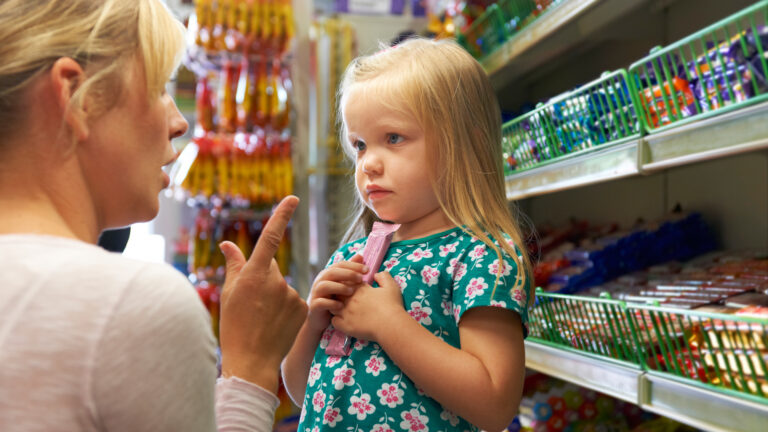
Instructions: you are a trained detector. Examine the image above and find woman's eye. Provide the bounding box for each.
[386,133,404,145]
[353,140,366,151]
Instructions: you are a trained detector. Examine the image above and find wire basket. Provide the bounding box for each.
[628,1,768,132]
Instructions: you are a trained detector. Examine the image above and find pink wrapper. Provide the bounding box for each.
[325,222,400,356]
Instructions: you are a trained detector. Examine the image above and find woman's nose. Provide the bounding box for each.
[167,97,189,140]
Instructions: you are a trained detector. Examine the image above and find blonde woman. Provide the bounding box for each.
[0,1,305,430]
[282,38,533,432]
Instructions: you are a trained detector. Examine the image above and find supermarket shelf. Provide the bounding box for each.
[526,341,768,431]
[505,101,768,201]
[483,0,645,90]
[640,372,768,432]
[525,340,642,404]
[640,101,768,172]
[505,140,640,200]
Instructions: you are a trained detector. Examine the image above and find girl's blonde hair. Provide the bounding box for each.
[0,0,185,144]
[338,37,533,305]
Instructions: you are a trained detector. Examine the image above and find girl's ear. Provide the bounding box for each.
[50,57,89,141]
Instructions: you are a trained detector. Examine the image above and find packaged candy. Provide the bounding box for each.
[326,222,401,356]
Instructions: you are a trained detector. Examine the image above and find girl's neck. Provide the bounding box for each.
[391,208,454,242]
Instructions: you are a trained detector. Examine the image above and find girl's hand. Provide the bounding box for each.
[331,271,406,342]
[307,254,368,333]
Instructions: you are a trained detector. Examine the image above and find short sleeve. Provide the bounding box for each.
[450,239,531,335]
[324,239,367,269]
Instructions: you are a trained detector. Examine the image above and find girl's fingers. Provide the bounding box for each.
[316,267,365,285]
[310,297,344,313]
[313,281,355,298]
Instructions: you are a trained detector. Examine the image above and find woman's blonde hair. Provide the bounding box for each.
[0,0,185,143]
[338,37,532,304]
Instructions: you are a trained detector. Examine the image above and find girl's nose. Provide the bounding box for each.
[361,151,383,175]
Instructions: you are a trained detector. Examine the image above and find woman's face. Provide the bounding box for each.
[77,57,188,229]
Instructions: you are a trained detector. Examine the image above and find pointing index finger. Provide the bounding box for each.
[249,195,299,267]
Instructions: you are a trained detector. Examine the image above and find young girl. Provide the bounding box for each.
[282,37,533,432]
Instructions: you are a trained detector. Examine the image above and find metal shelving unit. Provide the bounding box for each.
[506,100,768,200]
[495,1,768,430]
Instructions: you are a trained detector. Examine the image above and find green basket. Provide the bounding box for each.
[529,291,642,366]
[457,4,509,59]
[502,69,642,174]
[530,290,768,403]
[497,0,537,36]
[628,1,768,132]
[626,303,768,404]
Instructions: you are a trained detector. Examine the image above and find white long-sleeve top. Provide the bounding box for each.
[0,234,278,431]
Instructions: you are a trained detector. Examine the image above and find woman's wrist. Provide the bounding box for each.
[220,355,281,395]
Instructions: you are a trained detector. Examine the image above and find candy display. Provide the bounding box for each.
[511,373,696,432]
[630,3,768,130]
[502,71,640,174]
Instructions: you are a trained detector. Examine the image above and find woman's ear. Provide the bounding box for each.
[50,57,89,141]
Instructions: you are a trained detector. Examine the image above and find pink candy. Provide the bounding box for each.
[325,222,400,356]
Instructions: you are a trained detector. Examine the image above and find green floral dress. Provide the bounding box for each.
[298,227,531,432]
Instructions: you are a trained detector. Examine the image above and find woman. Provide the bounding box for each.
[0,1,306,430]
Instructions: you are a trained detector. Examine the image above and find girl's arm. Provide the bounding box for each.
[281,256,368,405]
[332,272,525,432]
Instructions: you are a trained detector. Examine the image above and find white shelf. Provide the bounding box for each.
[525,340,768,431]
[505,101,768,201]
[483,0,646,90]
[525,340,642,404]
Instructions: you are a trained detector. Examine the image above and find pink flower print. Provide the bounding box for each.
[307,363,321,386]
[468,244,487,260]
[447,258,467,281]
[366,355,387,376]
[353,339,369,351]
[326,355,342,368]
[311,427,319,432]
[319,327,333,349]
[312,389,326,412]
[420,265,439,286]
[441,299,452,316]
[490,300,507,308]
[347,393,376,420]
[488,259,512,277]
[377,383,405,408]
[393,275,407,292]
[439,409,460,427]
[452,305,461,323]
[407,248,433,262]
[466,277,488,299]
[299,403,307,423]
[383,256,399,271]
[512,288,526,304]
[400,408,429,431]
[332,364,356,390]
[438,241,458,257]
[371,424,395,432]
[322,406,342,427]
[408,302,433,325]
[349,242,365,254]
[332,252,344,264]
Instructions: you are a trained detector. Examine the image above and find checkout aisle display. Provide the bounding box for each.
[178,0,296,422]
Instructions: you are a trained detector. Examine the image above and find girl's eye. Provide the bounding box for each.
[353,140,366,151]
[386,133,404,145]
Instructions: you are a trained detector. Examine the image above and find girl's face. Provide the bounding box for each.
[77,57,188,229]
[343,85,451,239]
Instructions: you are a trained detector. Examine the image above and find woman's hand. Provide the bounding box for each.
[306,254,368,334]
[218,196,307,394]
[331,271,406,342]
